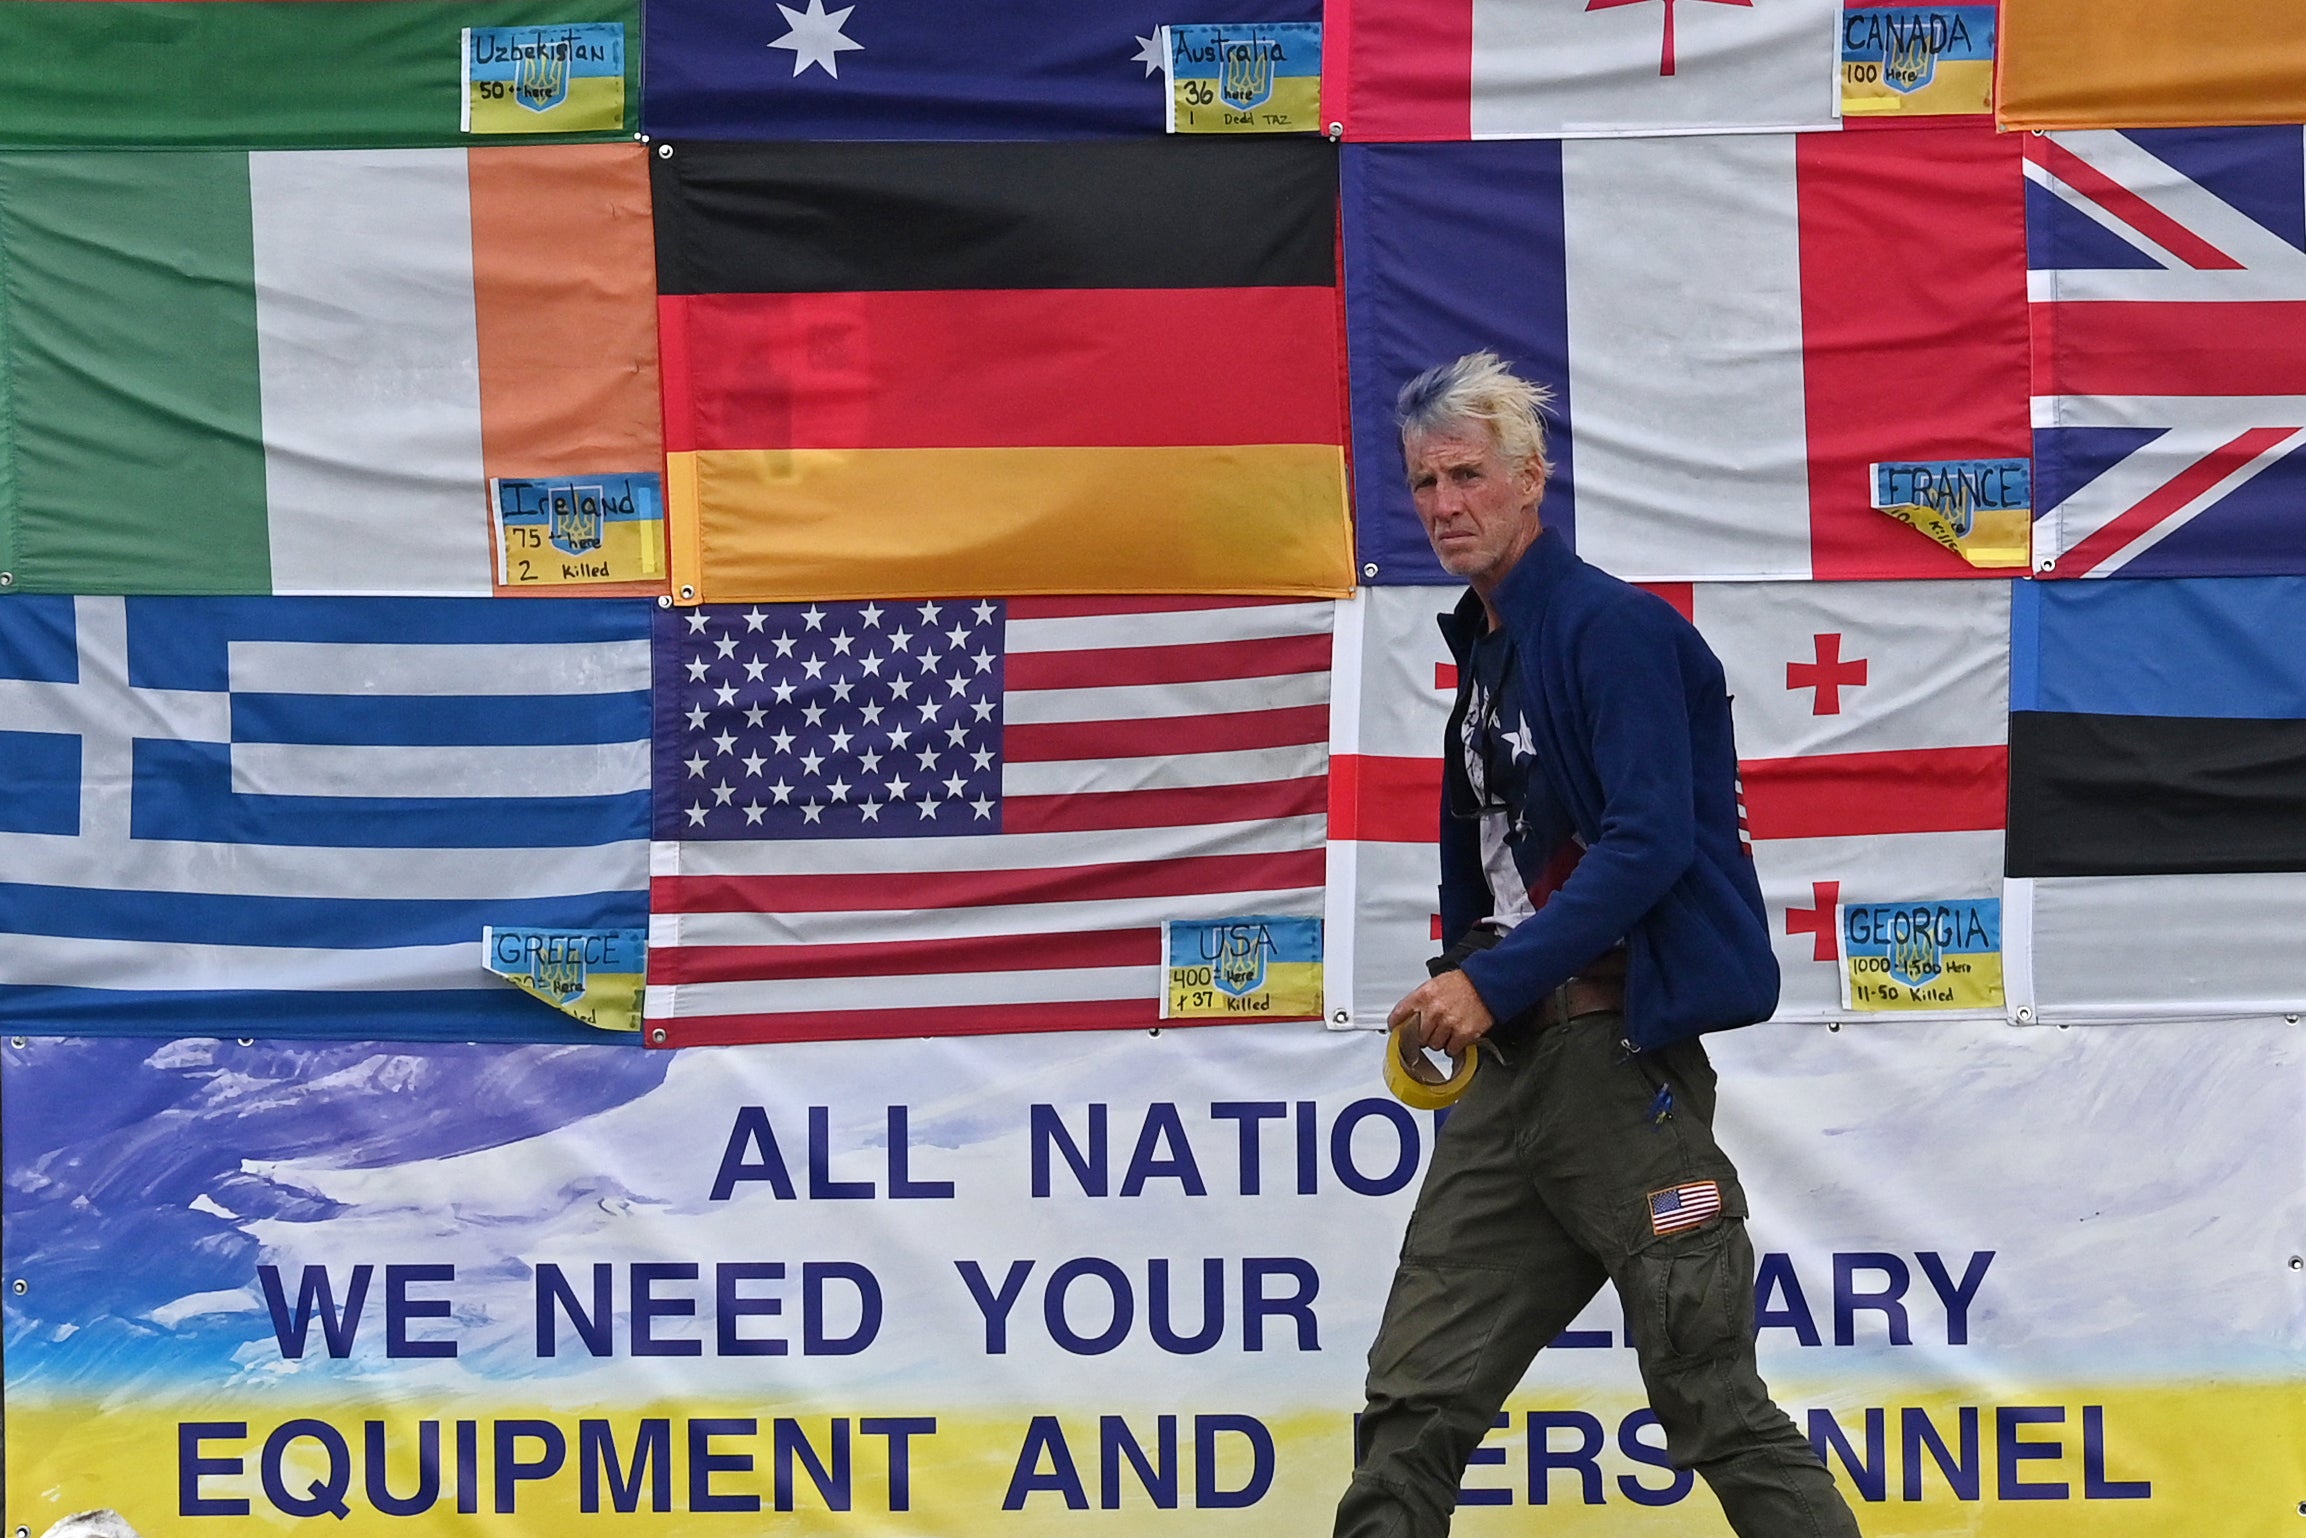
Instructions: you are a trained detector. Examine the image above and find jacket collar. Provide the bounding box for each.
[1437,524,1576,650]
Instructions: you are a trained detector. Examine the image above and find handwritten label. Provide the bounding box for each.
[1839,898,2003,1013]
[1841,6,1995,117]
[462,24,626,135]
[495,472,664,586]
[1164,23,1322,134]
[1871,458,2031,569]
[1163,916,1322,1018]
[485,926,646,1031]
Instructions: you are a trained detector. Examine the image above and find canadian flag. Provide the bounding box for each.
[1326,580,2010,1026]
[1326,0,1841,141]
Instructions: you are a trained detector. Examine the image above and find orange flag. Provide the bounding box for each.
[2000,0,2306,130]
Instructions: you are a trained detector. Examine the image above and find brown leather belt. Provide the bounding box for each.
[1541,972,1626,1029]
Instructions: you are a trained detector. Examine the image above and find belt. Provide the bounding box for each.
[1540,972,1625,1029]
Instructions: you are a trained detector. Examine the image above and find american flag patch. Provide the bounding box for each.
[1648,1180,1723,1236]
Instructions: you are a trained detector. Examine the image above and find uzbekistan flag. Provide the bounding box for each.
[2009,577,2306,1022]
[652,138,1353,603]
[2000,0,2306,132]
[1343,122,2031,584]
[0,0,637,148]
[1326,580,2009,1026]
[0,146,663,596]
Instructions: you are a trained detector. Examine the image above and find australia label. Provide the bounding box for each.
[1164,23,1321,134]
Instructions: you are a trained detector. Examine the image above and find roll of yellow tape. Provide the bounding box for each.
[1384,1013,1477,1110]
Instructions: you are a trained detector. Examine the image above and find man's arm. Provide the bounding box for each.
[1456,599,1699,1023]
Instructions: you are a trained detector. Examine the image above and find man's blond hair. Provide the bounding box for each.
[1396,350,1555,476]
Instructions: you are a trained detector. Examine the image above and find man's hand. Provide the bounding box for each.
[1388,970,1496,1056]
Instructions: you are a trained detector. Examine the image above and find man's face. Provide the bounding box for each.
[1405,426,1544,587]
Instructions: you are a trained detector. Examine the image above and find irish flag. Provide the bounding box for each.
[0,145,663,596]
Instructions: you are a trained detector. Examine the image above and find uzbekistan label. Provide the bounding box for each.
[1164,23,1321,134]
[462,23,626,134]
[1163,916,1322,1018]
[484,926,646,1031]
[1840,6,1995,117]
[1838,898,2003,1013]
[1870,458,2030,569]
[494,472,664,585]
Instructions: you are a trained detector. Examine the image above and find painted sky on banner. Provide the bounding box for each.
[6,1022,2300,1530]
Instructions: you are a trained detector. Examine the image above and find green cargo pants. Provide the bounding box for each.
[1334,1010,1862,1538]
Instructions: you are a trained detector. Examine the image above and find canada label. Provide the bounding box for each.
[1163,916,1323,1018]
[1840,6,1995,117]
[1164,23,1322,134]
[494,473,664,586]
[462,23,627,135]
[1838,898,2004,1013]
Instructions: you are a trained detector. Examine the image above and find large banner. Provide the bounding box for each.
[7,1021,2302,1534]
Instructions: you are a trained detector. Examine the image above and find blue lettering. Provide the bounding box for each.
[709,1106,797,1201]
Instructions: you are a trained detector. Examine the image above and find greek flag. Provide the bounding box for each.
[0,597,651,1039]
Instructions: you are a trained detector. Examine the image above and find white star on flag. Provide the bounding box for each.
[1132,31,1165,78]
[769,0,863,78]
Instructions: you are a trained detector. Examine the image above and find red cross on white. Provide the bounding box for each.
[1784,879,1840,963]
[1785,632,1868,716]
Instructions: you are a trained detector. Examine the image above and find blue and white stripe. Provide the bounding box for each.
[0,596,651,1039]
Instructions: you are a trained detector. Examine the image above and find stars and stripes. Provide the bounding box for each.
[1648,1179,1723,1235]
[647,596,1333,1044]
[2026,126,2306,577]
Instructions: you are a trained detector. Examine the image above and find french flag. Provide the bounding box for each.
[1343,121,2032,585]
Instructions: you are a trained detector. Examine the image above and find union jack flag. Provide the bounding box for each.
[2026,127,2306,578]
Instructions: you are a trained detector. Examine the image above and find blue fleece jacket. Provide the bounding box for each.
[1440,527,1779,1049]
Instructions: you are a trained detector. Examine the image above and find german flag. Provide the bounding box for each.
[652,139,1353,602]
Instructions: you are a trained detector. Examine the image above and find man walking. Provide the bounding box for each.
[1334,352,1862,1538]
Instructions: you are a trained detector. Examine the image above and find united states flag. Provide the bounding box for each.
[2026,126,2306,577]
[0,596,652,1039]
[646,597,1333,1043]
[1648,1180,1722,1236]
